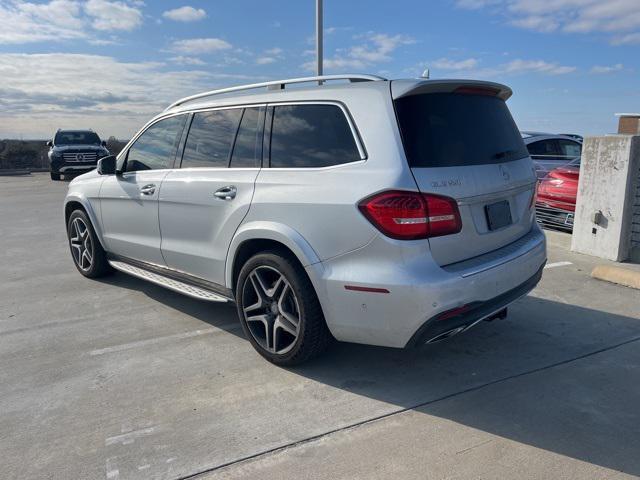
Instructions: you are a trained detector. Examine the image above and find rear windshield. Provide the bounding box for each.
[394,93,528,168]
[54,131,101,146]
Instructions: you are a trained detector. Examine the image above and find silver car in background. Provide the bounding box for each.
[63,74,547,365]
[522,131,582,179]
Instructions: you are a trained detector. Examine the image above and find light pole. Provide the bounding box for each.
[316,0,323,80]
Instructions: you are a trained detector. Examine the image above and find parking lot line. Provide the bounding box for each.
[544,261,573,269]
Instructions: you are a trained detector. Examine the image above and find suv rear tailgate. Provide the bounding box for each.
[392,80,537,266]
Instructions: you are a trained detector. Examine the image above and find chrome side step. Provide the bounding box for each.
[109,260,228,303]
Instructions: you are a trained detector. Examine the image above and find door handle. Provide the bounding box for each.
[213,186,237,200]
[140,184,156,195]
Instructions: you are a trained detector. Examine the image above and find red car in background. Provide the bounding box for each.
[535,159,580,232]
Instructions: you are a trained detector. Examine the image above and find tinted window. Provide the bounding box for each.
[394,93,528,168]
[270,104,360,168]
[230,107,261,168]
[55,131,101,145]
[558,139,582,158]
[182,109,242,168]
[126,115,186,172]
[527,140,559,157]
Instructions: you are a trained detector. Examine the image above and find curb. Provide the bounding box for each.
[591,265,640,290]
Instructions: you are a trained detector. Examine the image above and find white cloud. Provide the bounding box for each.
[88,38,121,46]
[84,0,142,31]
[611,32,640,45]
[171,38,232,54]
[455,0,640,44]
[256,47,284,65]
[430,57,480,70]
[0,0,84,44]
[162,6,206,22]
[303,32,414,72]
[0,53,255,138]
[168,56,206,66]
[502,59,576,75]
[416,57,576,79]
[510,15,559,33]
[590,63,624,74]
[350,33,415,62]
[256,57,276,65]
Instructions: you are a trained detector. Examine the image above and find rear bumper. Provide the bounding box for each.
[306,225,547,348]
[406,264,543,346]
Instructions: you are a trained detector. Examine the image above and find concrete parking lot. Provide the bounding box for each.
[1,173,639,480]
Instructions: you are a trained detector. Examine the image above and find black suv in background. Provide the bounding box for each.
[48,130,110,180]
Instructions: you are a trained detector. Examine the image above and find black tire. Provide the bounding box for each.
[67,209,112,278]
[50,172,61,181]
[235,251,332,366]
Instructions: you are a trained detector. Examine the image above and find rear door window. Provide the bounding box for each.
[394,93,528,167]
[269,104,361,168]
[181,108,243,168]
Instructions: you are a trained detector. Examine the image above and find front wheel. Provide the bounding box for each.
[235,251,332,366]
[67,209,111,278]
[50,172,60,181]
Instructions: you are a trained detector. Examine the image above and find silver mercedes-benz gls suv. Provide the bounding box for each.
[64,74,547,365]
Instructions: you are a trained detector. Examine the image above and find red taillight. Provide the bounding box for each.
[358,190,462,240]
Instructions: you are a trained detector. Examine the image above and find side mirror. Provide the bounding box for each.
[46,140,53,147]
[97,155,117,175]
[101,140,107,147]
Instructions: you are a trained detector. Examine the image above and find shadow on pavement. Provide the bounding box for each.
[99,272,640,475]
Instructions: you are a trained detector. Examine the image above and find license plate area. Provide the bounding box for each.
[485,200,512,231]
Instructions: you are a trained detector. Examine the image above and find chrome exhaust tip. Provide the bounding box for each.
[425,326,466,344]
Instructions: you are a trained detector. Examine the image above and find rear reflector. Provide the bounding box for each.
[437,304,471,321]
[344,285,390,294]
[358,190,462,240]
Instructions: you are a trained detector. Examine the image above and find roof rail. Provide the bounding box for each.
[165,74,387,111]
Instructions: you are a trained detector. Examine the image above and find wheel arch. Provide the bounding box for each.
[64,195,107,250]
[226,222,321,292]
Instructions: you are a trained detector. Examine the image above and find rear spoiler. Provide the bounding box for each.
[391,79,513,101]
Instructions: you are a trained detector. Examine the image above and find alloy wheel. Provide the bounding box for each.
[69,217,93,271]
[241,266,301,355]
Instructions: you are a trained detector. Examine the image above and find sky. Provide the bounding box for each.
[0,0,638,139]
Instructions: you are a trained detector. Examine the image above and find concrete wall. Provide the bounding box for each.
[571,135,640,262]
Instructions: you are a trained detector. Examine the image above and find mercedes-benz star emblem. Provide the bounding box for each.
[76,154,84,161]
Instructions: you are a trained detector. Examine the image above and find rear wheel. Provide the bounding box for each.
[67,209,111,278]
[235,251,331,366]
[50,172,60,181]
